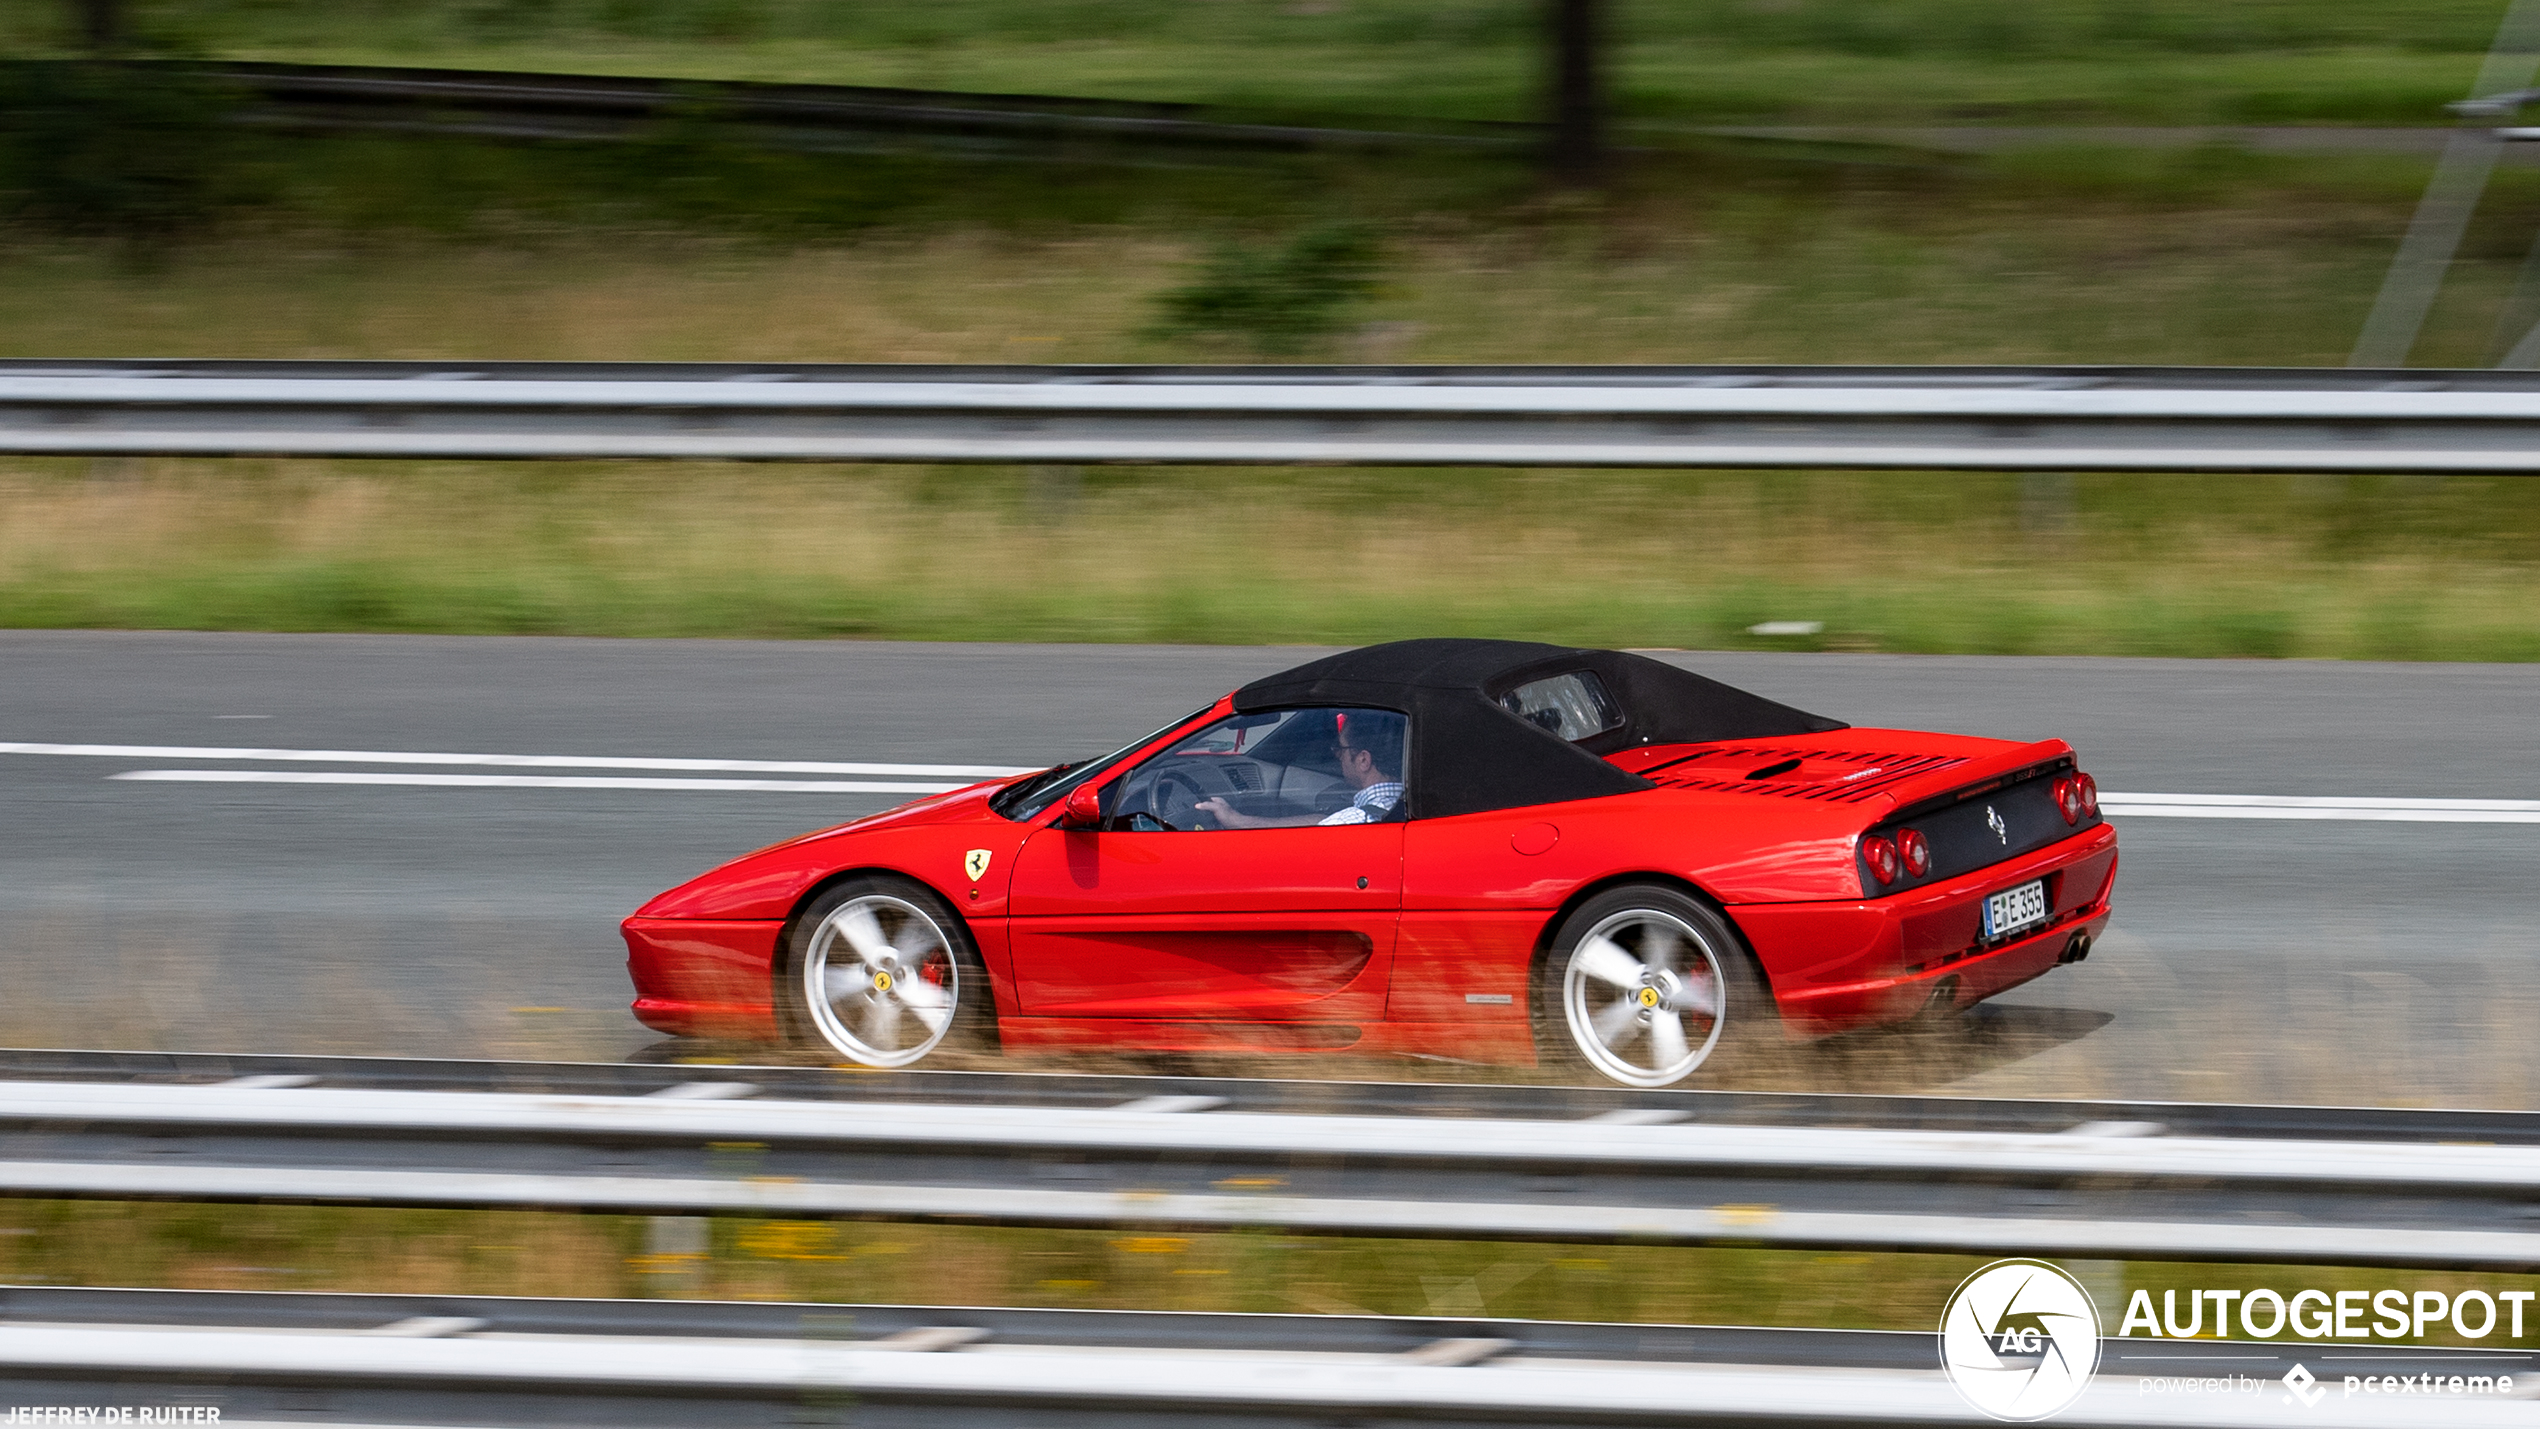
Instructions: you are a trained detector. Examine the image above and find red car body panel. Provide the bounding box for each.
[1007,818,1401,1020]
[622,646,2120,1070]
[1737,827,2118,1034]
[623,917,783,1038]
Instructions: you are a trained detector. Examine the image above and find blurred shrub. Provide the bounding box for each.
[459,0,562,43]
[1660,0,2504,59]
[598,0,764,42]
[38,0,2512,62]
[0,62,239,243]
[1148,224,1383,355]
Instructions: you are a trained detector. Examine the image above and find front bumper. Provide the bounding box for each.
[622,916,783,1039]
[1733,823,2119,1037]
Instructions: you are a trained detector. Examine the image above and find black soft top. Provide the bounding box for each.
[1233,639,1846,819]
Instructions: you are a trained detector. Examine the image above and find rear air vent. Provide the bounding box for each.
[1632,747,1969,804]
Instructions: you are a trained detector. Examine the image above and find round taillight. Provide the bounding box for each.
[1862,834,1899,885]
[2078,772,2099,816]
[2054,776,2082,825]
[1898,827,1930,876]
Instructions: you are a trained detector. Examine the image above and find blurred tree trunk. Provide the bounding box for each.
[1546,0,1605,184]
[81,0,121,52]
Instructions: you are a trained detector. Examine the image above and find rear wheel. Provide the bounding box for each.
[782,877,995,1067]
[1535,885,1769,1087]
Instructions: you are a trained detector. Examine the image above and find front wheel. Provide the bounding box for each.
[782,877,995,1067]
[1535,885,1769,1088]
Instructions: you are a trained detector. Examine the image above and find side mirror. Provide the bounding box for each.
[1059,782,1106,829]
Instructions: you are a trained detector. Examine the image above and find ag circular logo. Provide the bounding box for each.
[1939,1259,2102,1421]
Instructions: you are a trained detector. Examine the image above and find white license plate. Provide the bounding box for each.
[1982,880,2049,939]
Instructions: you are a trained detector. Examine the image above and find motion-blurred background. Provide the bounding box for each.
[4,0,2540,655]
[5,0,2540,1344]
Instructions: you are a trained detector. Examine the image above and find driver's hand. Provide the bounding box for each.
[1194,796,1233,821]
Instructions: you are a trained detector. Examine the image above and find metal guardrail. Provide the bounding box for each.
[3,1286,2530,1429]
[6,1051,2538,1271]
[11,361,2540,471]
[152,58,1530,156]
[16,1045,2540,1143]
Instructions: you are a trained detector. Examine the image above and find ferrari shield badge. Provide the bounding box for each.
[964,849,993,882]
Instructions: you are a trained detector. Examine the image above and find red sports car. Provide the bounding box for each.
[623,640,2117,1086]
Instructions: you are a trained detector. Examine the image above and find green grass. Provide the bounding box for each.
[0,0,2519,127]
[9,1199,2539,1347]
[0,94,2536,661]
[6,461,2538,661]
[3,137,2530,367]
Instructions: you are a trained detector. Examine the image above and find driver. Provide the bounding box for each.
[1197,711,1404,828]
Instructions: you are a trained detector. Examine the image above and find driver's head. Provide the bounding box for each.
[1334,710,1404,788]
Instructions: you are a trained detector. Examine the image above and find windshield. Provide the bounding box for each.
[988,705,1214,823]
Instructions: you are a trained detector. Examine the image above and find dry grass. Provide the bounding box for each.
[0,914,640,1063]
[7,1199,2538,1345]
[0,199,2524,667]
[0,192,2459,367]
[3,459,2537,661]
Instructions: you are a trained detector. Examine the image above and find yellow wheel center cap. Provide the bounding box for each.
[1637,987,1661,1009]
[873,971,894,992]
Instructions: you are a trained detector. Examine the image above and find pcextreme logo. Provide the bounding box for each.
[1940,1259,2102,1421]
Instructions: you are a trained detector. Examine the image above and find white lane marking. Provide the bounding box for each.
[2103,794,2540,823]
[112,771,965,794]
[0,741,1033,778]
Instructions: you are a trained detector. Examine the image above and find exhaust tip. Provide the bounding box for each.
[2058,933,2092,965]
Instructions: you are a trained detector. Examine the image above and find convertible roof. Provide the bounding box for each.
[1233,639,1846,819]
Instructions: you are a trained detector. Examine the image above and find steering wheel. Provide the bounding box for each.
[1152,772,1210,830]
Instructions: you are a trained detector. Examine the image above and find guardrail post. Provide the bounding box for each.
[2062,1258,2124,1323]
[1546,0,1606,184]
[2019,472,2076,537]
[1027,464,1083,519]
[78,0,118,52]
[637,1214,711,1295]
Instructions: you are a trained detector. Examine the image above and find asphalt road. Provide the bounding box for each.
[5,631,2536,1108]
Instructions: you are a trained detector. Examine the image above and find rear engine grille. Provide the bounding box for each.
[1637,746,1967,804]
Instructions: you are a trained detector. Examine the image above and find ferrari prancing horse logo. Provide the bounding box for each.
[964,849,993,882]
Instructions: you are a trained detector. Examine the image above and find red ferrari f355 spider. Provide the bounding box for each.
[623,640,2116,1085]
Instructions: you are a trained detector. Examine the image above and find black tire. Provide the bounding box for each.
[778,875,997,1067]
[1532,883,1772,1088]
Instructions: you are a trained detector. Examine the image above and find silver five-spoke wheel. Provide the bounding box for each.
[800,894,961,1067]
[1560,907,1728,1087]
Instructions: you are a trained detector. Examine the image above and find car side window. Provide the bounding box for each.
[1107,707,1409,831]
[1498,671,1622,742]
